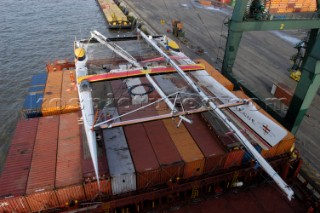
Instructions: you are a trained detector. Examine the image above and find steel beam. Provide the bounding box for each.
[229,19,320,32]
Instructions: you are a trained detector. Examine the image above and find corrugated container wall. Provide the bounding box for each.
[0,196,30,213]
[143,121,184,183]
[26,116,59,194]
[56,113,82,188]
[103,107,136,195]
[61,70,80,114]
[184,114,226,173]
[123,124,161,189]
[42,71,63,116]
[0,118,38,197]
[25,191,60,212]
[162,118,205,179]
[22,93,44,118]
[84,180,112,200]
[55,184,86,207]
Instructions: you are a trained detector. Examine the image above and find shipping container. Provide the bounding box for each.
[0,196,30,213]
[242,144,262,165]
[143,121,184,183]
[184,114,226,173]
[55,184,86,207]
[84,180,112,200]
[103,107,136,195]
[271,82,293,106]
[111,79,131,107]
[41,71,63,116]
[125,77,148,105]
[194,58,234,91]
[162,118,205,179]
[81,127,109,182]
[223,149,245,169]
[0,118,38,197]
[25,191,60,212]
[22,93,44,118]
[61,70,80,114]
[232,90,295,159]
[123,124,161,189]
[26,116,59,194]
[30,73,48,86]
[28,85,45,94]
[56,113,82,188]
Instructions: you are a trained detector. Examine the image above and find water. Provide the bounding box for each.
[0,0,127,170]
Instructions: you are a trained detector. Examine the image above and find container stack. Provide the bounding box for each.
[22,73,47,118]
[103,108,136,195]
[0,119,39,212]
[266,0,317,13]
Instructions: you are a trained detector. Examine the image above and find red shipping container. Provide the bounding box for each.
[0,118,39,197]
[143,121,184,183]
[111,79,131,107]
[0,196,30,213]
[184,114,226,173]
[25,191,60,212]
[26,116,59,194]
[81,125,109,182]
[55,184,86,207]
[124,124,161,189]
[56,113,82,188]
[84,180,112,200]
[223,149,245,169]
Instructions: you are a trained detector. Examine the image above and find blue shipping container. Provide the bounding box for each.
[30,73,48,86]
[22,93,44,118]
[28,85,45,93]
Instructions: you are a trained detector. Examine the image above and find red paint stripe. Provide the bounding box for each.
[86,65,203,82]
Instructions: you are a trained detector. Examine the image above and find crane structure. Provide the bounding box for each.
[222,0,320,134]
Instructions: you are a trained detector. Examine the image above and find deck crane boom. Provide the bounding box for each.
[137,29,294,201]
[90,30,141,68]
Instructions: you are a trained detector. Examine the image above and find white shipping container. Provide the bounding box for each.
[103,107,136,195]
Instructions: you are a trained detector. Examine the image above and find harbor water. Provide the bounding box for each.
[0,0,128,171]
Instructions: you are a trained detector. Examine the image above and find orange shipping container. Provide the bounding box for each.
[0,196,30,213]
[184,114,227,173]
[162,118,205,179]
[42,71,63,116]
[56,113,82,188]
[61,70,80,114]
[223,149,245,169]
[143,121,184,183]
[84,180,112,200]
[55,184,86,207]
[25,191,60,212]
[26,116,59,194]
[194,58,234,91]
[232,90,295,159]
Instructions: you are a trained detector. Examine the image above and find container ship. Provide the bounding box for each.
[0,27,311,212]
